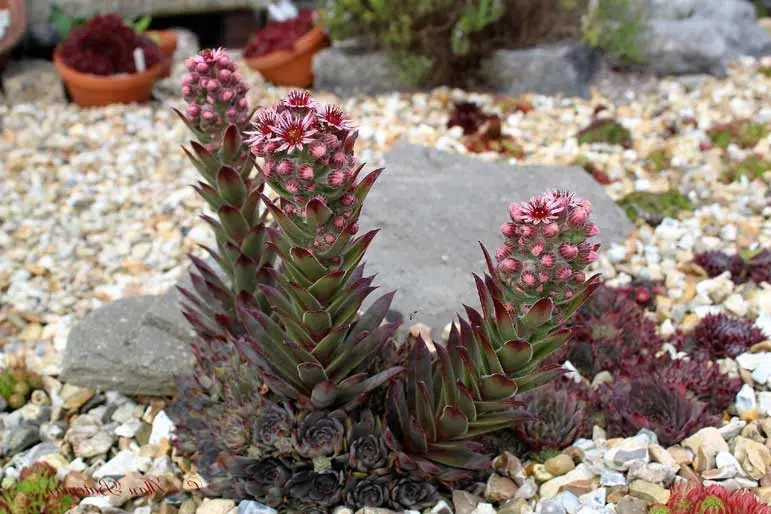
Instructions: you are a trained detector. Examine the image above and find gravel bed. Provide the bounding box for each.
[0,46,770,514]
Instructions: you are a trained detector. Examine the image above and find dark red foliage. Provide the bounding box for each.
[693,250,746,282]
[58,14,161,75]
[512,377,593,452]
[447,102,495,135]
[243,10,314,58]
[546,285,661,378]
[693,249,771,285]
[597,377,715,447]
[678,313,766,360]
[613,278,665,311]
[745,249,771,285]
[653,352,742,417]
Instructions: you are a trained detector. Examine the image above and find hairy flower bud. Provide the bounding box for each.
[500,258,522,273]
[559,243,578,261]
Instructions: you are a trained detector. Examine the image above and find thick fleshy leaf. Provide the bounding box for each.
[336,366,404,406]
[492,296,518,342]
[327,322,399,380]
[261,371,301,401]
[190,141,219,174]
[473,274,495,322]
[308,270,346,303]
[241,188,264,225]
[436,344,458,409]
[437,405,468,439]
[260,195,311,242]
[415,381,436,441]
[233,255,257,293]
[218,205,249,243]
[216,166,247,206]
[340,230,378,277]
[353,168,384,205]
[514,367,565,392]
[310,380,338,408]
[496,339,533,375]
[305,197,332,229]
[346,291,396,344]
[476,330,504,375]
[240,225,268,262]
[302,310,333,338]
[311,325,348,363]
[297,362,327,387]
[531,328,572,363]
[407,417,429,453]
[221,124,240,162]
[193,182,223,210]
[424,445,491,471]
[289,247,327,282]
[518,297,554,338]
[200,215,228,246]
[479,374,518,400]
[455,382,477,422]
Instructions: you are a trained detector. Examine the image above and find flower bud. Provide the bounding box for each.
[509,202,524,222]
[584,222,600,237]
[519,225,535,238]
[541,223,559,238]
[495,246,511,260]
[556,265,572,281]
[568,207,587,227]
[309,142,327,159]
[530,241,544,257]
[580,251,599,265]
[334,216,346,229]
[220,89,234,102]
[299,164,314,181]
[328,170,344,188]
[540,253,555,268]
[196,62,209,74]
[572,271,586,283]
[538,271,550,283]
[331,152,346,169]
[218,69,232,82]
[500,258,522,273]
[277,160,294,176]
[521,271,537,287]
[186,104,201,119]
[559,243,578,261]
[341,194,355,206]
[501,222,517,237]
[285,179,300,193]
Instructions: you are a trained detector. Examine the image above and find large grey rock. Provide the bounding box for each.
[479,42,601,98]
[643,0,771,75]
[61,293,195,396]
[358,142,633,332]
[312,47,412,97]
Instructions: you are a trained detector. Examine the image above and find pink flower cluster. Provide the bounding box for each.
[495,190,600,304]
[181,49,250,143]
[246,90,361,250]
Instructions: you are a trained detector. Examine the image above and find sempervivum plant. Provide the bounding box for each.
[243,9,315,58]
[57,14,161,75]
[512,377,593,454]
[385,191,601,481]
[677,313,766,360]
[651,481,771,514]
[597,377,715,447]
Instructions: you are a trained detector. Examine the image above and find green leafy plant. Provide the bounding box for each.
[617,190,694,226]
[0,463,80,514]
[0,360,42,411]
[167,49,601,512]
[707,120,770,150]
[723,155,771,182]
[645,148,672,172]
[577,118,633,148]
[49,5,152,40]
[581,0,649,64]
[318,0,586,87]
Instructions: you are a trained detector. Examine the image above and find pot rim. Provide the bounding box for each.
[243,25,326,70]
[53,46,163,86]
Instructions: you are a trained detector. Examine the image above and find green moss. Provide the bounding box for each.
[761,67,771,78]
[0,365,42,411]
[617,190,694,226]
[577,119,633,147]
[530,447,562,463]
[724,155,771,182]
[645,148,671,171]
[581,0,649,64]
[0,463,77,514]
[708,121,769,150]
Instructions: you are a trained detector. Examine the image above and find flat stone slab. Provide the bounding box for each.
[358,142,634,333]
[61,293,195,396]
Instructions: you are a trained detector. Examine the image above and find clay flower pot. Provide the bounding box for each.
[244,25,328,87]
[147,30,178,78]
[0,0,26,73]
[54,47,163,107]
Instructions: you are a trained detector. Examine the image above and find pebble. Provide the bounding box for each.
[628,480,671,505]
[196,499,237,514]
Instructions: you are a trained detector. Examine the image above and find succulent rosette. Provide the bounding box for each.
[286,470,345,508]
[294,410,348,458]
[345,477,391,509]
[390,478,439,510]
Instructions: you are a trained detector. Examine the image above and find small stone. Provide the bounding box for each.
[579,488,606,507]
[734,436,771,480]
[561,479,593,496]
[72,431,115,458]
[60,384,95,411]
[332,508,353,514]
[196,499,236,514]
[150,410,175,446]
[593,426,607,441]
[736,384,758,416]
[539,499,567,514]
[683,427,728,472]
[515,478,537,499]
[485,474,518,502]
[718,418,747,440]
[563,447,585,464]
[648,445,676,467]
[627,461,678,485]
[115,419,142,438]
[715,451,745,477]
[430,500,452,514]
[470,503,496,514]
[180,501,197,514]
[94,449,138,478]
[629,480,671,505]
[540,464,594,499]
[678,464,702,484]
[605,446,649,471]
[667,446,694,465]
[2,425,41,455]
[493,451,526,484]
[553,491,580,513]
[615,495,648,514]
[545,454,576,476]
[600,470,626,487]
[757,487,771,504]
[759,392,771,416]
[534,464,555,482]
[453,490,483,514]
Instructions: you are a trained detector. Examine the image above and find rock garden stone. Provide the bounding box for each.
[61,294,196,396]
[360,142,633,331]
[479,42,601,98]
[644,0,771,75]
[312,47,412,97]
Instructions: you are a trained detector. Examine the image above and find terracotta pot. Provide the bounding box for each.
[244,25,328,87]
[53,48,163,107]
[0,0,27,73]
[146,30,178,78]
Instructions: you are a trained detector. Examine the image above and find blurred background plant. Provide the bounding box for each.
[317,0,650,86]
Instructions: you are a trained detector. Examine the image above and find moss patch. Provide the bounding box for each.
[707,120,769,150]
[617,190,694,226]
[577,119,633,148]
[645,148,671,171]
[724,155,771,182]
